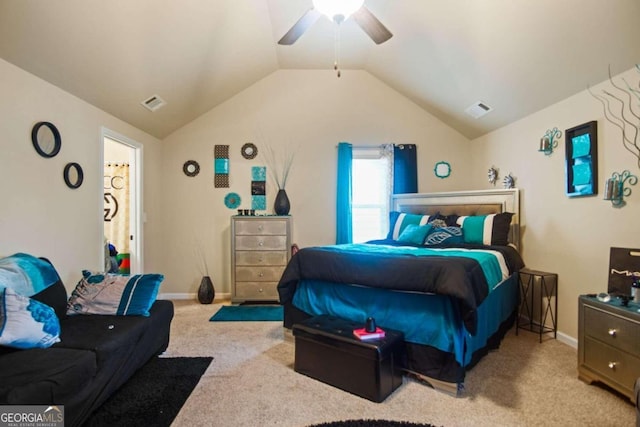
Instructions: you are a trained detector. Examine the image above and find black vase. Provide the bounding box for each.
[274,189,290,215]
[198,276,215,304]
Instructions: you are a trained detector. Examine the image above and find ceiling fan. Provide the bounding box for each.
[278,0,393,46]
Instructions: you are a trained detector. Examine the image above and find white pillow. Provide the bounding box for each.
[0,287,61,349]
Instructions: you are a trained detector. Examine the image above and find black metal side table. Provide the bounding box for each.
[516,268,558,342]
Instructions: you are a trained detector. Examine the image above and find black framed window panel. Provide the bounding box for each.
[565,121,598,197]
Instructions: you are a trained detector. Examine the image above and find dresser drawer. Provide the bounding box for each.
[234,282,279,300]
[584,305,640,355]
[235,235,287,251]
[583,336,640,394]
[235,251,288,266]
[235,266,285,282]
[235,219,288,235]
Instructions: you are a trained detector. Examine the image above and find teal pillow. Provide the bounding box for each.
[0,252,60,297]
[67,271,164,317]
[0,287,61,349]
[456,213,513,245]
[397,224,433,245]
[387,212,433,240]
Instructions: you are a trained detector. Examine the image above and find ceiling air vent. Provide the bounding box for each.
[141,95,166,112]
[465,101,493,119]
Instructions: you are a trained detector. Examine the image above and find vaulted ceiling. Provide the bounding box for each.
[1,0,639,140]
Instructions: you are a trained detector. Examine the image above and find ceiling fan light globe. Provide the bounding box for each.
[312,0,364,21]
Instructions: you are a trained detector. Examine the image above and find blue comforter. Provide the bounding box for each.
[277,240,523,335]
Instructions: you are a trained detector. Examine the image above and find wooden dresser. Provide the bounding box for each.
[578,295,640,402]
[231,216,291,303]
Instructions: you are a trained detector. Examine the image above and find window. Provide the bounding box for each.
[351,147,392,243]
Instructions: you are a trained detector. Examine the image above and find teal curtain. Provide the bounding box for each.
[336,142,353,244]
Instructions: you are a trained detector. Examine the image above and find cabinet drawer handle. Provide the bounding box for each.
[258,241,264,247]
[608,328,617,337]
[258,225,264,231]
[608,361,617,369]
[259,288,263,293]
[258,272,264,277]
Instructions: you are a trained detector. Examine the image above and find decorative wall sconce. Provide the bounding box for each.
[539,127,562,155]
[503,173,515,189]
[487,166,499,186]
[604,170,638,206]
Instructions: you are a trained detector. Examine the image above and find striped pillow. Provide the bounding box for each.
[387,211,432,240]
[456,213,513,246]
[67,271,163,316]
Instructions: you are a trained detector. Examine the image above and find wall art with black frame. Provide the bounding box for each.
[565,121,598,197]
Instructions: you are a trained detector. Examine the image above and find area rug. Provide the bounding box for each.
[83,356,212,427]
[308,420,440,427]
[209,304,283,321]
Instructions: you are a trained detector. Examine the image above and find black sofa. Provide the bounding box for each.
[0,261,174,427]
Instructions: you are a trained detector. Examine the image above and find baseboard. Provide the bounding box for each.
[557,331,577,348]
[158,292,232,302]
[517,315,577,349]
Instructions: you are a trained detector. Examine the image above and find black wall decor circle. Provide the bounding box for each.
[183,160,200,177]
[63,162,84,189]
[241,142,258,159]
[31,121,62,158]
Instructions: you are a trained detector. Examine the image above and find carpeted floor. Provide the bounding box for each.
[165,300,636,427]
[209,304,283,321]
[82,356,212,427]
[309,420,440,427]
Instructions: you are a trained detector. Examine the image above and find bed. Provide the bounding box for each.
[277,189,524,395]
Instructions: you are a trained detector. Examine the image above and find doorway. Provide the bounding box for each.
[101,128,143,274]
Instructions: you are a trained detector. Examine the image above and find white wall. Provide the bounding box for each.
[160,69,472,296]
[0,58,164,291]
[469,66,640,339]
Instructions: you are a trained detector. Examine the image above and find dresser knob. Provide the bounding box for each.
[258,272,264,277]
[608,328,617,337]
[258,241,264,246]
[259,288,263,293]
[258,225,264,231]
[608,361,617,369]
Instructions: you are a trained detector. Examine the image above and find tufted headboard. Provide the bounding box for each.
[391,189,521,249]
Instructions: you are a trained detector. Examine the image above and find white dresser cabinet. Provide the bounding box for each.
[231,216,291,303]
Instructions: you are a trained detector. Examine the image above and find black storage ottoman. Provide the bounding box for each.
[293,315,405,402]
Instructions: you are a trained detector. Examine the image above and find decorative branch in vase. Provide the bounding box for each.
[263,143,296,215]
[194,235,214,304]
[588,64,640,169]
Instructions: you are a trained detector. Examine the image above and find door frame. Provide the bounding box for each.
[100,127,144,274]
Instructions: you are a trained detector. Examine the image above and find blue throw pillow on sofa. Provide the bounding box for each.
[0,253,60,297]
[67,271,164,317]
[0,287,61,349]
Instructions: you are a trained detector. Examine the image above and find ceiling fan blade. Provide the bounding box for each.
[278,8,321,45]
[352,6,393,45]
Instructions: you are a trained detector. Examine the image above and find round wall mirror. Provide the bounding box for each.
[241,142,257,160]
[63,162,84,189]
[434,161,451,179]
[31,121,62,158]
[183,160,200,177]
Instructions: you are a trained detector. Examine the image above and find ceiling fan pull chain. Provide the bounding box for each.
[334,20,341,78]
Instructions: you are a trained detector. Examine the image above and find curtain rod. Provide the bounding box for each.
[335,143,389,149]
[334,144,415,149]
